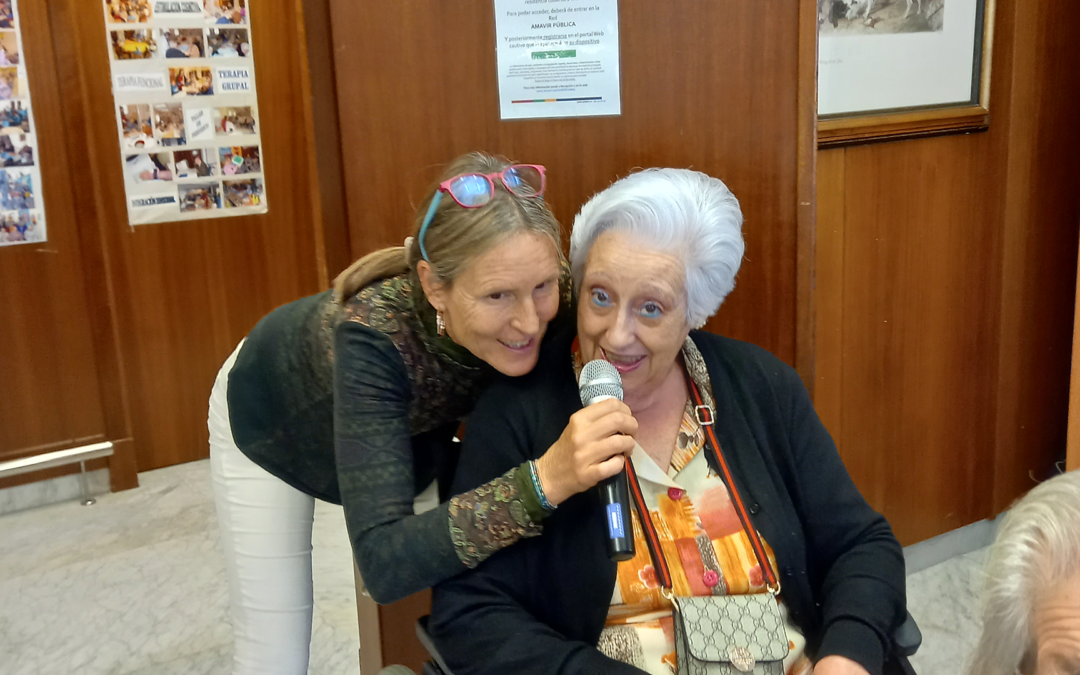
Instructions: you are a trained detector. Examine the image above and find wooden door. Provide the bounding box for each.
[0,0,136,489]
[49,0,337,472]
[327,0,817,370]
[325,0,817,669]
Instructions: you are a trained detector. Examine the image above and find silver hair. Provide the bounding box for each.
[968,471,1080,675]
[569,168,745,328]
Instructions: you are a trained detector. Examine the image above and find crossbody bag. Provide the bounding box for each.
[622,370,790,674]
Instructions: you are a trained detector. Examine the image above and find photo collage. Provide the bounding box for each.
[104,0,266,225]
[0,0,45,247]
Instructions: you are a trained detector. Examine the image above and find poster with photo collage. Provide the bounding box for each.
[0,0,46,248]
[103,0,267,225]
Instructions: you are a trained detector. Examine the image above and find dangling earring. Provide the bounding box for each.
[436,310,446,337]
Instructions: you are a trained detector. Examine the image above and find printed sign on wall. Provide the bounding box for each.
[103,0,267,225]
[494,0,621,120]
[0,0,47,247]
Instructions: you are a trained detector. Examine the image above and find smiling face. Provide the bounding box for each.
[577,230,692,405]
[422,230,561,377]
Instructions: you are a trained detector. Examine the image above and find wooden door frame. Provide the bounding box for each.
[0,0,139,492]
[796,0,820,393]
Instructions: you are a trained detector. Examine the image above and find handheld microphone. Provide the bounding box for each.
[578,359,635,562]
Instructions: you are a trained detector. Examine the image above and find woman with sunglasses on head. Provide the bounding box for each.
[207,152,637,675]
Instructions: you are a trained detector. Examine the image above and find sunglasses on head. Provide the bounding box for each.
[418,164,547,262]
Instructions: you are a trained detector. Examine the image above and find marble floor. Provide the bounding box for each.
[907,548,986,675]
[0,461,359,675]
[0,460,984,675]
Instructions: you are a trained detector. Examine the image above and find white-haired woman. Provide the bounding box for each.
[428,168,907,675]
[969,470,1080,675]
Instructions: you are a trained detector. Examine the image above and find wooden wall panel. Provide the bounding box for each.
[1067,238,1080,474]
[990,0,1080,510]
[834,137,1003,544]
[814,0,1080,544]
[328,0,810,365]
[55,1,329,470]
[813,150,844,440]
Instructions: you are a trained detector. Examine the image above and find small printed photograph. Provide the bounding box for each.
[106,0,152,24]
[0,211,43,246]
[0,99,29,133]
[0,31,19,65]
[0,1,14,29]
[819,0,945,35]
[119,103,156,148]
[162,28,205,59]
[125,152,174,184]
[152,103,186,146]
[207,27,250,57]
[0,67,18,99]
[180,182,221,212]
[0,133,33,166]
[170,66,213,96]
[205,0,247,25]
[173,148,218,179]
[0,167,34,210]
[110,29,157,60]
[212,106,256,135]
[218,145,259,175]
[223,178,264,208]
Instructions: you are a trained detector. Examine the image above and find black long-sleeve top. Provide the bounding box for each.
[226,275,561,603]
[429,326,906,675]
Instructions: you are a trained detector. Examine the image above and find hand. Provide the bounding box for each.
[535,399,637,507]
[815,656,871,675]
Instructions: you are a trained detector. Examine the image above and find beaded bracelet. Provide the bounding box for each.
[528,459,556,511]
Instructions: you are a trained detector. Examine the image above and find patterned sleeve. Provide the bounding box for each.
[448,465,547,569]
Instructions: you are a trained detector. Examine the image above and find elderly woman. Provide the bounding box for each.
[968,470,1080,675]
[428,168,907,675]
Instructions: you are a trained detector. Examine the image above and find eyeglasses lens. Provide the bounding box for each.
[504,166,543,196]
[448,175,492,207]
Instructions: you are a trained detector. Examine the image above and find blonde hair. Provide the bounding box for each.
[333,152,562,303]
[968,471,1080,675]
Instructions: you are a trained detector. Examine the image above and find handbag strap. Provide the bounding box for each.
[623,366,780,595]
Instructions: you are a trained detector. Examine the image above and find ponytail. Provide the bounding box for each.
[332,246,409,303]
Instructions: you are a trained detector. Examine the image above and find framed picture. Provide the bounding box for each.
[817,0,995,146]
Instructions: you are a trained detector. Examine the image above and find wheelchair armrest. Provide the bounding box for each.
[893,610,922,658]
[417,615,456,675]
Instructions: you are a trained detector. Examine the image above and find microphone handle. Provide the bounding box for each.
[599,469,635,562]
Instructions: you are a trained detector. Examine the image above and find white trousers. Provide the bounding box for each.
[208,340,317,675]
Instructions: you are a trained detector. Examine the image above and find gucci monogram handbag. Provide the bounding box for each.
[622,371,790,674]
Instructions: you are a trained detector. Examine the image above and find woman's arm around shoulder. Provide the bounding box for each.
[333,320,544,604]
[429,372,645,675]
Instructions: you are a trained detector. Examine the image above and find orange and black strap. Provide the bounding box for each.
[625,366,779,594]
[686,373,779,591]
[625,459,673,590]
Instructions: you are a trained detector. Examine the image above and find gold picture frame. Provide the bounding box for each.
[817,0,995,147]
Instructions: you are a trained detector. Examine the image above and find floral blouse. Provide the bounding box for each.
[577,338,814,675]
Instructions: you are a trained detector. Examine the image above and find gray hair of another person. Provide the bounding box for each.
[569,168,745,328]
[968,470,1080,675]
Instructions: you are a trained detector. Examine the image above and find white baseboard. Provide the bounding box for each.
[903,515,1003,575]
[0,469,110,516]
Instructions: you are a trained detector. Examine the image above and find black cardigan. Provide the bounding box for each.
[429,327,906,675]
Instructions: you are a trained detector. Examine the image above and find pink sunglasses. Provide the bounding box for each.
[419,164,546,261]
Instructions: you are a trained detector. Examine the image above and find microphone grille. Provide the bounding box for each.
[579,359,624,405]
